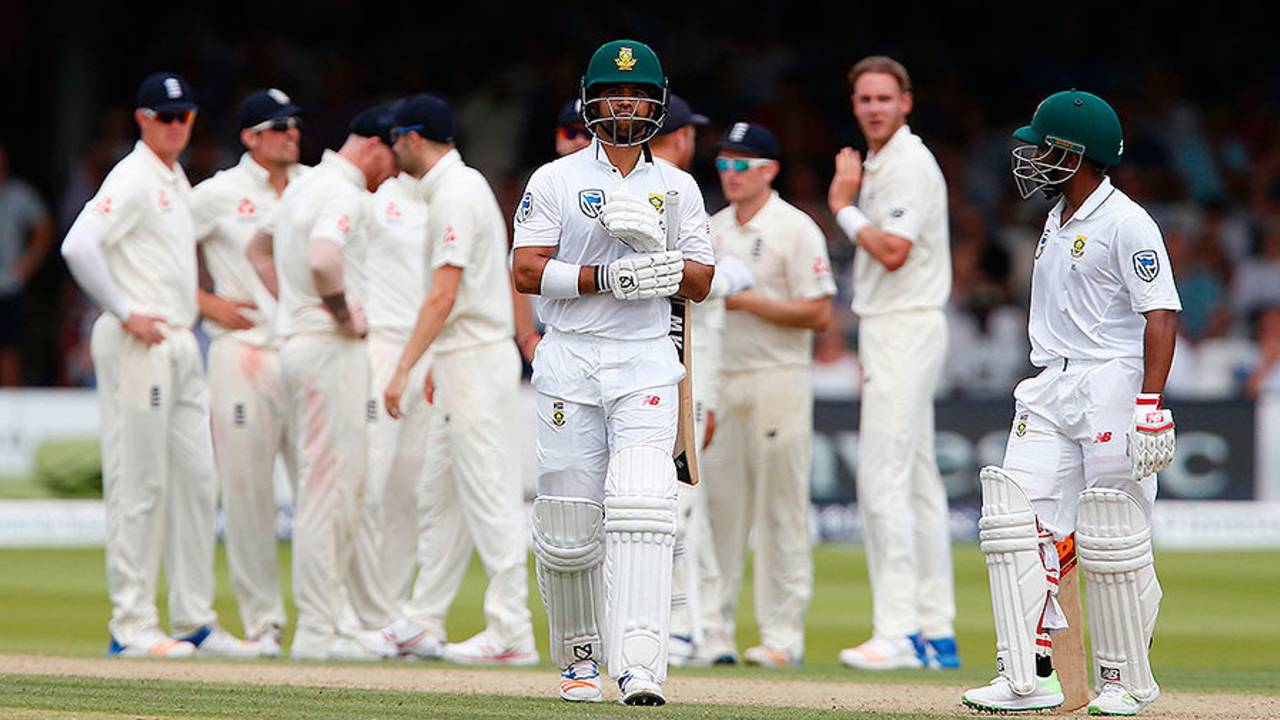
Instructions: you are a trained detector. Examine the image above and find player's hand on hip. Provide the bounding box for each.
[517,331,541,362]
[600,250,683,301]
[423,370,436,405]
[383,369,408,420]
[1126,394,1175,480]
[601,192,666,254]
[702,408,717,450]
[123,313,166,346]
[203,295,257,331]
[828,147,864,216]
[724,289,756,312]
[338,304,368,339]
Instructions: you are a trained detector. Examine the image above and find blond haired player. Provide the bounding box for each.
[703,121,835,668]
[379,94,537,665]
[828,56,957,671]
[189,88,304,656]
[62,72,255,658]
[246,104,398,661]
[512,40,714,705]
[962,90,1178,716]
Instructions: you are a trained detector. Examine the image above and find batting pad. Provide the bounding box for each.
[978,466,1050,695]
[532,496,606,669]
[1077,488,1161,699]
[604,445,678,681]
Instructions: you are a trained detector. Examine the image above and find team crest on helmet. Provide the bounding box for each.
[615,46,637,71]
[1132,250,1159,282]
[1071,235,1088,259]
[579,189,605,218]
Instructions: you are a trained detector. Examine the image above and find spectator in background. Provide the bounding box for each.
[1246,307,1280,398]
[811,315,861,400]
[1230,225,1280,323]
[553,99,591,157]
[0,143,54,385]
[1169,226,1231,341]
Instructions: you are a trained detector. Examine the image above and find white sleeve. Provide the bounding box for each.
[310,191,364,246]
[786,214,838,300]
[675,176,714,265]
[61,210,131,320]
[873,166,927,243]
[512,166,561,248]
[189,179,220,243]
[1113,213,1182,314]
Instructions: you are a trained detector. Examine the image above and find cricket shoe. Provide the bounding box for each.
[839,634,926,670]
[559,659,604,703]
[442,630,539,666]
[743,645,802,668]
[924,636,961,669]
[961,671,1065,712]
[108,630,196,658]
[322,632,397,661]
[178,625,261,658]
[617,668,666,706]
[667,634,696,668]
[1088,682,1160,716]
[380,619,444,660]
[698,628,738,665]
[250,624,283,658]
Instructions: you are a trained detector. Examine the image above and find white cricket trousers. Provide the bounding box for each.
[402,340,532,645]
[364,334,429,604]
[856,308,954,639]
[703,364,813,659]
[207,334,296,639]
[279,332,370,651]
[91,316,217,646]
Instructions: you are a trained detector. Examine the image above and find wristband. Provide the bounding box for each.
[1136,393,1162,408]
[539,258,582,299]
[836,206,872,240]
[594,264,610,293]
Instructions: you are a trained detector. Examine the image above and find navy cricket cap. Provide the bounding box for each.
[558,98,584,128]
[238,88,301,130]
[349,102,398,146]
[716,121,780,160]
[136,72,197,112]
[392,94,456,144]
[657,95,708,136]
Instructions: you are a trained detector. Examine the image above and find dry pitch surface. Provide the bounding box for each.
[4,655,1277,719]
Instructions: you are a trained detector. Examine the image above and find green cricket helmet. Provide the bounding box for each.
[1011,89,1123,199]
[580,39,669,147]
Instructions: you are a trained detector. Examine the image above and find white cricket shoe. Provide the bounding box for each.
[381,619,444,659]
[443,630,539,666]
[618,668,665,706]
[1088,682,1160,716]
[180,626,261,658]
[667,634,696,668]
[250,625,283,658]
[697,628,738,665]
[743,645,801,668]
[559,659,604,703]
[962,672,1065,712]
[839,635,925,670]
[108,630,196,658]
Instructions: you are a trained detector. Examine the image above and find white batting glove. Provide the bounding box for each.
[597,250,683,301]
[1127,393,1175,480]
[708,254,756,299]
[600,192,666,254]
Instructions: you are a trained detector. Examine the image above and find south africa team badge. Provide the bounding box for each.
[551,401,566,428]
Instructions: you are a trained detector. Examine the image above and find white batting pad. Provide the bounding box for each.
[604,445,678,681]
[978,466,1050,695]
[1077,488,1161,699]
[532,496,606,668]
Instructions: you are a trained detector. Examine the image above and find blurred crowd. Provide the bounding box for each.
[3,31,1279,401]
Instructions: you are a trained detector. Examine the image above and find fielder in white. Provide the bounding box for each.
[828,56,957,671]
[246,104,398,661]
[189,88,304,656]
[703,121,836,669]
[378,94,537,665]
[511,40,714,705]
[61,72,255,658]
[962,90,1179,716]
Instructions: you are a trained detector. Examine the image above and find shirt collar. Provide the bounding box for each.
[1051,176,1116,229]
[237,153,302,188]
[588,137,655,175]
[735,191,780,231]
[319,149,366,190]
[417,148,463,201]
[135,140,187,186]
[863,124,912,171]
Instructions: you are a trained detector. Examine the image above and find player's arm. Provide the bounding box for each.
[513,245,599,295]
[384,265,462,418]
[828,147,912,272]
[725,292,832,330]
[510,270,540,360]
[679,260,713,302]
[244,229,279,298]
[1140,309,1177,394]
[308,236,364,337]
[197,245,256,330]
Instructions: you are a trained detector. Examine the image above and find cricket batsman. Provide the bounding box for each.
[511,40,715,705]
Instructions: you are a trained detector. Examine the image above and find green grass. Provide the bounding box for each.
[0,544,1276,697]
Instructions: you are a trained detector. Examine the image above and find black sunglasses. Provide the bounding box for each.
[251,116,302,133]
[144,108,196,125]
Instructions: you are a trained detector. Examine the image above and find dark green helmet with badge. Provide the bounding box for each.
[580,39,669,147]
[1011,89,1123,199]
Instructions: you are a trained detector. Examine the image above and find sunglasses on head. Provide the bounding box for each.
[557,126,591,141]
[715,156,773,173]
[143,108,196,125]
[250,116,301,133]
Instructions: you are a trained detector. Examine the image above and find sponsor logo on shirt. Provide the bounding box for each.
[157,189,172,212]
[93,197,113,215]
[578,189,605,219]
[1035,230,1049,260]
[236,198,256,218]
[1132,250,1159,282]
[813,257,831,276]
[1094,431,1113,444]
[443,226,456,244]
[336,214,351,235]
[643,394,661,407]
[385,200,401,222]
[515,192,533,223]
[889,207,906,219]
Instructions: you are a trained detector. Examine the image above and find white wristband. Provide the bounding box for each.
[836,206,872,241]
[539,258,581,299]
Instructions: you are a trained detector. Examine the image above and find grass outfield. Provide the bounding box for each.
[0,544,1276,698]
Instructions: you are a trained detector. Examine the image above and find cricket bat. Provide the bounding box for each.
[1052,533,1090,713]
[664,189,699,486]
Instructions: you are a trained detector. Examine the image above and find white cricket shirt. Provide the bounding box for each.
[416,149,514,352]
[274,150,369,337]
[366,173,428,344]
[190,153,304,346]
[851,124,951,317]
[513,139,715,340]
[70,141,198,327]
[1027,177,1181,367]
[712,192,836,372]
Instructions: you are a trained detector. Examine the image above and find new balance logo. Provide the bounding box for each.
[1094,431,1113,444]
[1100,666,1122,683]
